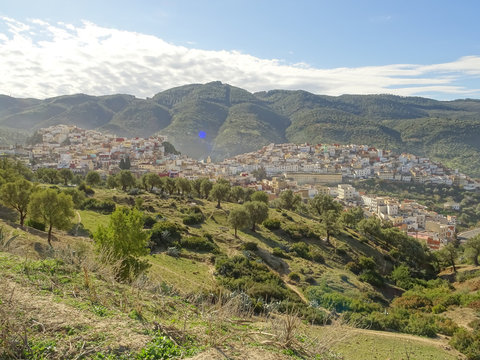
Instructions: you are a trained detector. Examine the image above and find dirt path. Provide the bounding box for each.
[282,277,308,303]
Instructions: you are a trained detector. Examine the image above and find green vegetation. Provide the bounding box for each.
[0,157,477,359]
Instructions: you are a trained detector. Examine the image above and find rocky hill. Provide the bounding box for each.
[1,82,480,176]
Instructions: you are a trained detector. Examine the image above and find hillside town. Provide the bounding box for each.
[1,124,477,250]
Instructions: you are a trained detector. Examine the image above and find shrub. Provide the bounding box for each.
[405,313,437,337]
[272,247,291,259]
[242,242,258,251]
[392,294,432,310]
[182,213,204,225]
[345,261,361,274]
[82,198,116,214]
[291,242,311,259]
[359,270,384,287]
[25,219,46,231]
[310,249,325,263]
[143,215,157,229]
[288,272,301,282]
[180,236,216,252]
[78,183,95,195]
[450,328,480,360]
[263,218,281,230]
[150,221,183,248]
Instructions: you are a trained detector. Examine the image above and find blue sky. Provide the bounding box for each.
[1,0,479,99]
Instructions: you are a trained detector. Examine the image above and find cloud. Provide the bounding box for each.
[0,17,479,99]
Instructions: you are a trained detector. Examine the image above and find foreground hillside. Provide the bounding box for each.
[2,183,479,358]
[1,82,480,175]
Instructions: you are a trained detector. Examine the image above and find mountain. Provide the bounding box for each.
[1,82,480,176]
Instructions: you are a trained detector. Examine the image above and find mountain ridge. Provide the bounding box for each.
[1,81,480,176]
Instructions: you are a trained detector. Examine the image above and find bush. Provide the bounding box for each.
[359,270,384,287]
[182,213,204,225]
[291,242,311,260]
[310,249,324,263]
[405,313,437,337]
[78,182,95,196]
[263,218,281,230]
[143,215,157,229]
[288,272,301,282]
[272,247,291,259]
[242,242,258,251]
[25,219,45,231]
[150,221,183,248]
[450,328,480,360]
[82,198,116,214]
[345,261,361,274]
[180,236,216,252]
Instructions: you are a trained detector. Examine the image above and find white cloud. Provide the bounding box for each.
[0,17,479,99]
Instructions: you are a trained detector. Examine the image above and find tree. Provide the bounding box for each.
[464,235,480,266]
[94,207,150,281]
[251,191,269,204]
[117,170,136,191]
[28,189,74,247]
[244,201,269,232]
[252,166,267,180]
[200,178,213,199]
[144,173,163,192]
[85,171,101,187]
[106,175,119,189]
[229,186,244,203]
[210,182,231,208]
[278,190,301,211]
[59,168,73,186]
[321,209,341,244]
[191,178,204,198]
[36,168,60,184]
[119,157,131,170]
[0,179,34,226]
[341,206,364,228]
[165,177,176,195]
[436,243,458,272]
[310,194,342,216]
[228,207,249,238]
[176,177,192,195]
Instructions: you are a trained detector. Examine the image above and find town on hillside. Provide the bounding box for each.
[2,124,479,250]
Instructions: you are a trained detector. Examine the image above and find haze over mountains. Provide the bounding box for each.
[1,81,480,176]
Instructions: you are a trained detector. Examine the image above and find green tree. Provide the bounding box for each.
[210,182,231,208]
[36,168,60,184]
[200,178,213,199]
[0,179,34,226]
[176,177,192,195]
[464,235,480,266]
[310,194,342,216]
[85,171,101,187]
[58,168,73,186]
[145,173,163,192]
[341,206,364,228]
[278,189,301,210]
[321,209,341,244]
[94,207,150,281]
[106,175,119,189]
[228,207,249,238]
[28,189,74,247]
[436,243,458,272]
[244,201,269,232]
[251,191,269,204]
[252,166,267,180]
[191,178,204,198]
[230,186,245,203]
[165,177,176,195]
[117,170,136,191]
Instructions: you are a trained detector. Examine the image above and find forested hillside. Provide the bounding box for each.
[1,82,480,176]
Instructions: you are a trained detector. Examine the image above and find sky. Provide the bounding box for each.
[1,0,480,100]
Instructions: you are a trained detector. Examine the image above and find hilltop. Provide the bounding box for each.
[1,82,480,176]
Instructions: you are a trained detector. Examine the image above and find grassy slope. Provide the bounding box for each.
[0,187,473,359]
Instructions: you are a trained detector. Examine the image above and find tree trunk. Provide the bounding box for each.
[451,258,457,272]
[47,224,53,247]
[20,212,25,226]
[234,227,238,238]
[326,231,330,244]
[251,223,256,232]
[217,199,221,208]
[474,254,479,267]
